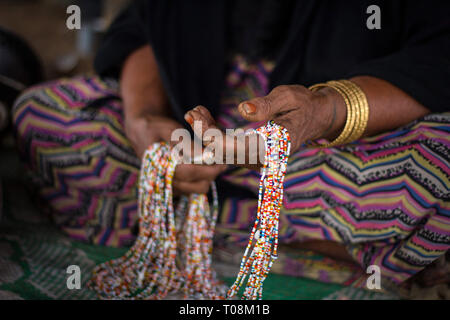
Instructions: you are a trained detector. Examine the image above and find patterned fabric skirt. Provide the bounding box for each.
[12,77,140,247]
[12,69,450,284]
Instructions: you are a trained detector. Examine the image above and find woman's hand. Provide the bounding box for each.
[121,45,225,195]
[185,77,431,168]
[124,112,225,195]
[236,84,346,152]
[184,85,346,167]
[124,113,182,159]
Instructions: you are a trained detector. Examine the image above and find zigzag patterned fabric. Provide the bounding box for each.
[11,55,450,284]
[13,77,141,247]
[216,56,450,284]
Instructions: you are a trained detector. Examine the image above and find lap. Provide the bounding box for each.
[219,112,450,283]
[11,77,450,280]
[12,76,140,246]
[12,76,140,188]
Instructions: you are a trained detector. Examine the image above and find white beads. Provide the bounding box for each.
[227,121,291,300]
[89,121,290,301]
[89,143,225,300]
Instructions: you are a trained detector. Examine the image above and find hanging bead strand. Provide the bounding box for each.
[228,121,290,300]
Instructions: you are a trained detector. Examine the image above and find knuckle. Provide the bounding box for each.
[271,85,299,109]
[272,85,288,93]
[284,88,297,103]
[261,96,273,115]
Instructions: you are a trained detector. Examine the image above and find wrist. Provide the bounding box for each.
[311,86,346,141]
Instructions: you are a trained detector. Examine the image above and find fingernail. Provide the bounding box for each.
[242,103,256,114]
[185,114,193,125]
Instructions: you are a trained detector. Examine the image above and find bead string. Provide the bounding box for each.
[88,142,226,299]
[227,121,291,300]
[89,121,290,300]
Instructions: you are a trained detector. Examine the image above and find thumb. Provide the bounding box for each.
[238,86,300,122]
[238,95,274,122]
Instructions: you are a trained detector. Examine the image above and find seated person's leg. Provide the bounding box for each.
[221,112,450,284]
[12,76,140,247]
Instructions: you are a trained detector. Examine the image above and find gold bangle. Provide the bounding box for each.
[340,80,369,143]
[309,82,354,147]
[308,80,369,147]
[328,80,361,144]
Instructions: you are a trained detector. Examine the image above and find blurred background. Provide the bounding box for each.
[0,0,129,159]
[0,1,135,299]
[0,0,130,79]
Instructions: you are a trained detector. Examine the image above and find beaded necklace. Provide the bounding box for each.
[227,121,291,300]
[89,143,225,299]
[89,121,290,300]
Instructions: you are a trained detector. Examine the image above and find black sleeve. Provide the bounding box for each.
[347,1,450,113]
[94,2,148,79]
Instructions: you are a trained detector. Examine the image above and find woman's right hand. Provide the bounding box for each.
[121,44,178,158]
[121,45,225,195]
[124,113,183,159]
[124,112,226,195]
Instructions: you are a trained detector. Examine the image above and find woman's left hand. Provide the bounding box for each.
[184,85,345,166]
[235,84,344,152]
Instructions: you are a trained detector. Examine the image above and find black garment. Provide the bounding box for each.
[95,0,450,125]
[227,0,296,61]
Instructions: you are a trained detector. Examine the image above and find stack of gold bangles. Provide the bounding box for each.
[309,80,369,148]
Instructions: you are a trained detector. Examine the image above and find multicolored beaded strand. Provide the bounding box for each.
[227,121,291,300]
[88,142,226,299]
[89,121,290,300]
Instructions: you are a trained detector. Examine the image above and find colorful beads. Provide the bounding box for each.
[227,121,291,300]
[89,121,290,301]
[88,142,226,299]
